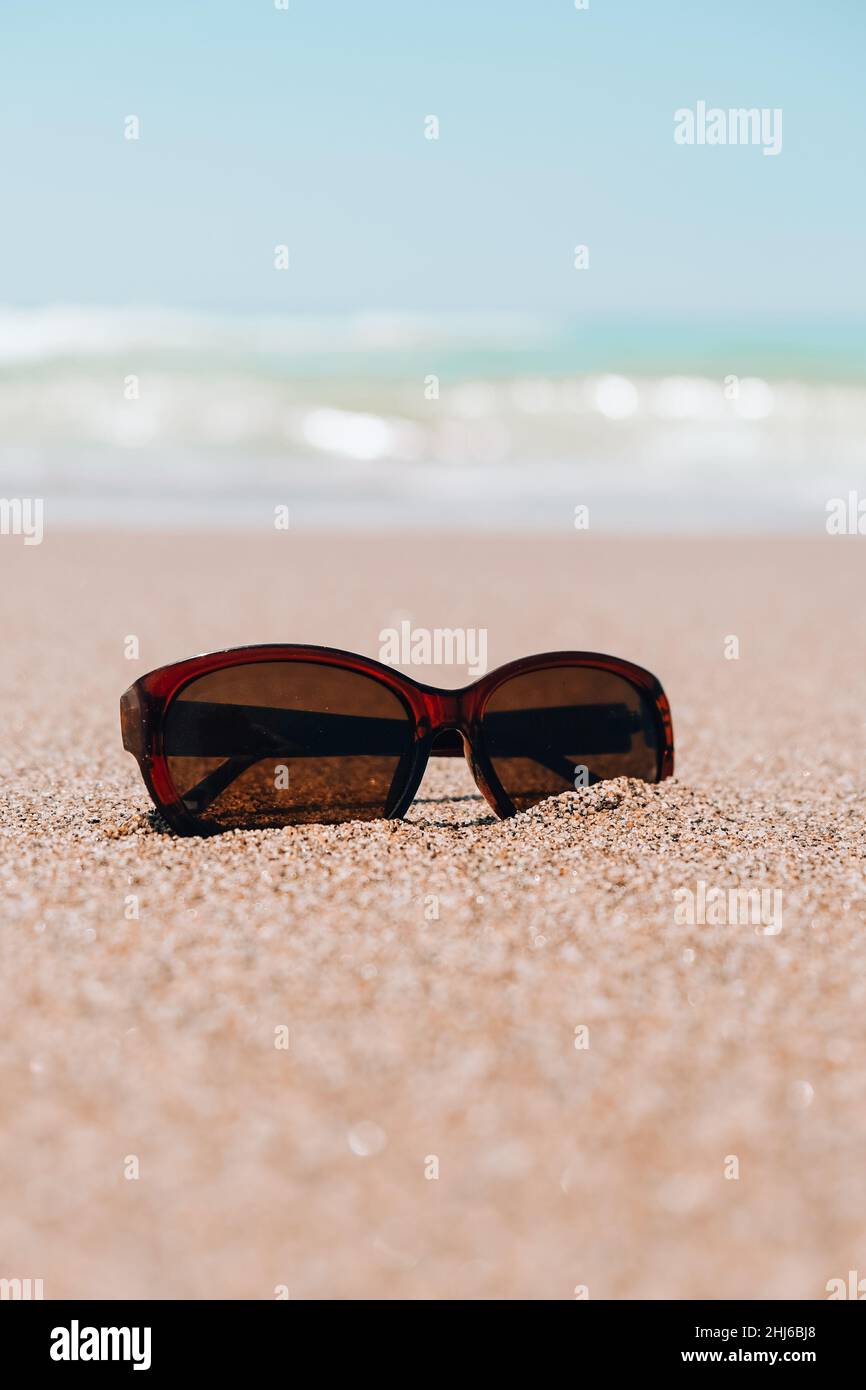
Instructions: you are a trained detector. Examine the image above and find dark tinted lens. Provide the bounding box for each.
[163,661,415,829]
[482,666,660,812]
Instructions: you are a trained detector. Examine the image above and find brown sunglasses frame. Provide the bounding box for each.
[121,645,674,835]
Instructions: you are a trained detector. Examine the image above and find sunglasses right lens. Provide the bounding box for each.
[481,665,662,813]
[163,661,415,830]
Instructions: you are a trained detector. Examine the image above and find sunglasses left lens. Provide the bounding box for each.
[163,661,415,830]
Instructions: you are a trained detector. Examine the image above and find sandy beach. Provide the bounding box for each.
[1,530,865,1300]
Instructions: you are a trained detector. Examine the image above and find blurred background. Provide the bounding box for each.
[1,0,864,531]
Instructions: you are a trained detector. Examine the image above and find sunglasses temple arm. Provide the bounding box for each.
[178,754,262,815]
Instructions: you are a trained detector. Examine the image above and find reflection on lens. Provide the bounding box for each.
[483,666,660,812]
[164,661,414,829]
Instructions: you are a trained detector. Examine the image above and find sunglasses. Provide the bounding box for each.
[120,645,674,835]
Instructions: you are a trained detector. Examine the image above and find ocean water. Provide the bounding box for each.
[1,307,864,532]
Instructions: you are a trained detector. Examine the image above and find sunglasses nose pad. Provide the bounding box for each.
[460,732,502,816]
[430,726,503,817]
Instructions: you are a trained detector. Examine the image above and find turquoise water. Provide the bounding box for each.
[3,308,864,379]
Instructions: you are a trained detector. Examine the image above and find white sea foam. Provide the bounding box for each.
[1,306,864,530]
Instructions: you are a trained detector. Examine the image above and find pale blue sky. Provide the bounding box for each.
[1,0,863,315]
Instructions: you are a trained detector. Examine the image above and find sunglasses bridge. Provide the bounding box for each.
[413,688,480,758]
